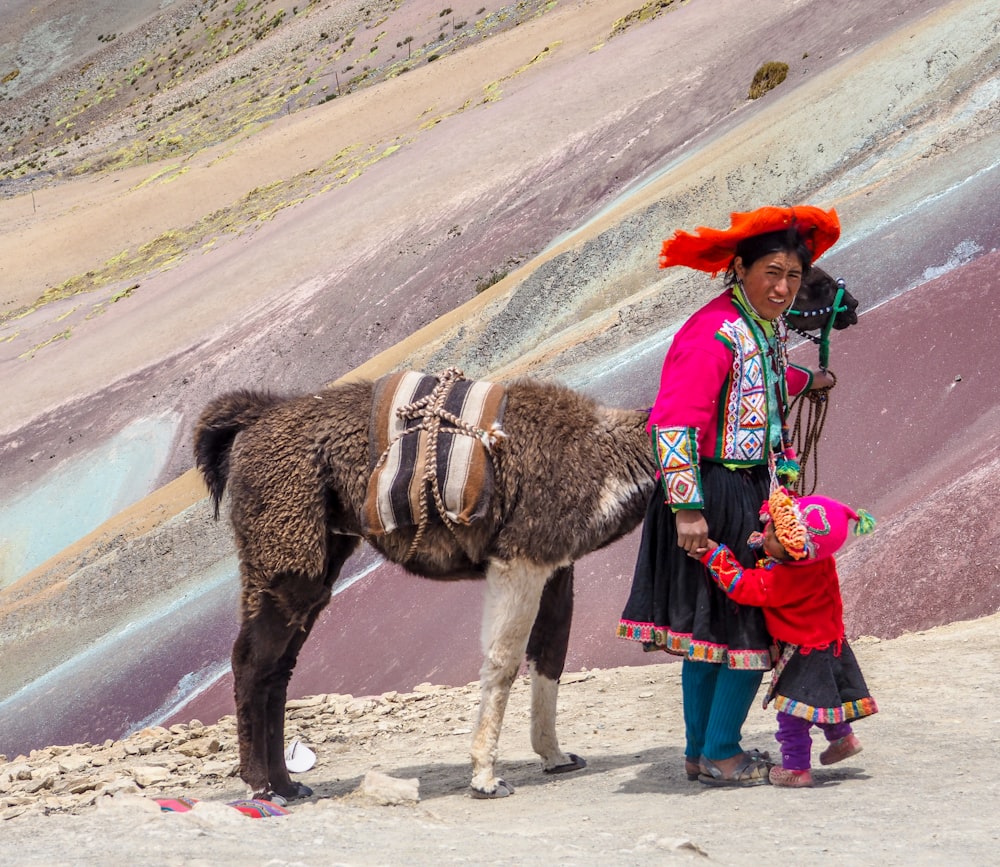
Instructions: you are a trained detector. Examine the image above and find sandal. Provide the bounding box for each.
[769,766,814,788]
[699,752,772,787]
[688,749,770,781]
[820,734,862,766]
[684,758,701,781]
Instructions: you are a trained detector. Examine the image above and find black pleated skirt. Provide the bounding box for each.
[617,461,775,670]
[767,640,878,723]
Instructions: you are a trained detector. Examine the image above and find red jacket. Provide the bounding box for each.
[700,545,845,648]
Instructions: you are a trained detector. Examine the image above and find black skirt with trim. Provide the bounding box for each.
[768,640,878,723]
[617,462,774,670]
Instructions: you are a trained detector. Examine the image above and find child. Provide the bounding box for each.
[694,487,878,787]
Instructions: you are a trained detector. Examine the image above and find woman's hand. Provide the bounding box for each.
[685,535,720,560]
[675,510,709,556]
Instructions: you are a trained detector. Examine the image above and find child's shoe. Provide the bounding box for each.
[768,766,814,787]
[819,733,862,766]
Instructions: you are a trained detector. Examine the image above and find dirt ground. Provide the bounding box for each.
[2,612,998,865]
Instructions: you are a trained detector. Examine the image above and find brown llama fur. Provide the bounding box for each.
[194,376,658,800]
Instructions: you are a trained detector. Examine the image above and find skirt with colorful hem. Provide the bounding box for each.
[766,639,878,724]
[617,462,775,671]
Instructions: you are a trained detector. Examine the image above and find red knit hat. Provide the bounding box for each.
[760,487,875,562]
[659,205,841,276]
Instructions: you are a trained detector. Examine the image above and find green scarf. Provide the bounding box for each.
[732,281,775,339]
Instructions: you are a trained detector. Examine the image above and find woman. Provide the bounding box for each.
[617,205,840,786]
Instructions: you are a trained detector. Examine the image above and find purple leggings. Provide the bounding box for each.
[775,712,853,771]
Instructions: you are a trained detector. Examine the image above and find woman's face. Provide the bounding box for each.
[734,250,804,320]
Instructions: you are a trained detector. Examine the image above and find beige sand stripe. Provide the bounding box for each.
[441,380,498,523]
[375,371,426,531]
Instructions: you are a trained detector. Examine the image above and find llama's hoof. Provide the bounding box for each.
[543,753,587,775]
[281,781,314,800]
[252,790,289,807]
[469,779,515,799]
[260,781,313,803]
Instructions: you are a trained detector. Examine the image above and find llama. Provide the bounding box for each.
[193,275,857,802]
[196,375,657,800]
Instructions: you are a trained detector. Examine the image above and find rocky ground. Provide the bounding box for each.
[3,613,1000,864]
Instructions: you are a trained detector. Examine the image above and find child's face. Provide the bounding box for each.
[763,522,791,561]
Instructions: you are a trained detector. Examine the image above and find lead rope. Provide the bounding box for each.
[787,370,836,495]
[784,280,848,495]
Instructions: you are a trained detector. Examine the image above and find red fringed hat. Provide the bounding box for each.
[659,205,841,276]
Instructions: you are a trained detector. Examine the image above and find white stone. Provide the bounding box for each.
[358,770,420,805]
[131,766,172,788]
[188,800,251,828]
[57,755,90,774]
[176,737,221,758]
[96,792,162,816]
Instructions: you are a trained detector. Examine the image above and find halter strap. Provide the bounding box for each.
[787,279,849,369]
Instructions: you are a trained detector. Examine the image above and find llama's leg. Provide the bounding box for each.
[259,602,327,799]
[232,592,307,800]
[525,564,586,775]
[233,536,358,800]
[470,558,553,798]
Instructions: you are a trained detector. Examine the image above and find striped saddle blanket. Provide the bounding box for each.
[362,369,507,537]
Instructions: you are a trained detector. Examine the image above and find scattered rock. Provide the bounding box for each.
[56,755,90,774]
[130,766,172,788]
[358,770,420,806]
[175,737,221,758]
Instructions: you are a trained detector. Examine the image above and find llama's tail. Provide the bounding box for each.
[193,390,285,518]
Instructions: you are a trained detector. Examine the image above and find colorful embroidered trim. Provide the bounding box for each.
[717,318,770,462]
[772,695,879,724]
[686,637,728,664]
[725,647,774,670]
[652,425,704,508]
[616,620,657,643]
[705,546,741,593]
[763,642,798,708]
[616,621,771,669]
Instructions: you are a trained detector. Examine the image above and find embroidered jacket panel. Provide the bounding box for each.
[701,545,845,648]
[648,291,811,509]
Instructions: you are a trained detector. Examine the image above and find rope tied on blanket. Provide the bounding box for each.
[372,367,506,560]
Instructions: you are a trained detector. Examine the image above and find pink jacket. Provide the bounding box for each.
[649,291,812,509]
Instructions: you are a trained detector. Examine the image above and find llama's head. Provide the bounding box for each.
[786,266,859,332]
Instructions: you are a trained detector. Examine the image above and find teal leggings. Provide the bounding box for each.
[682,659,763,761]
